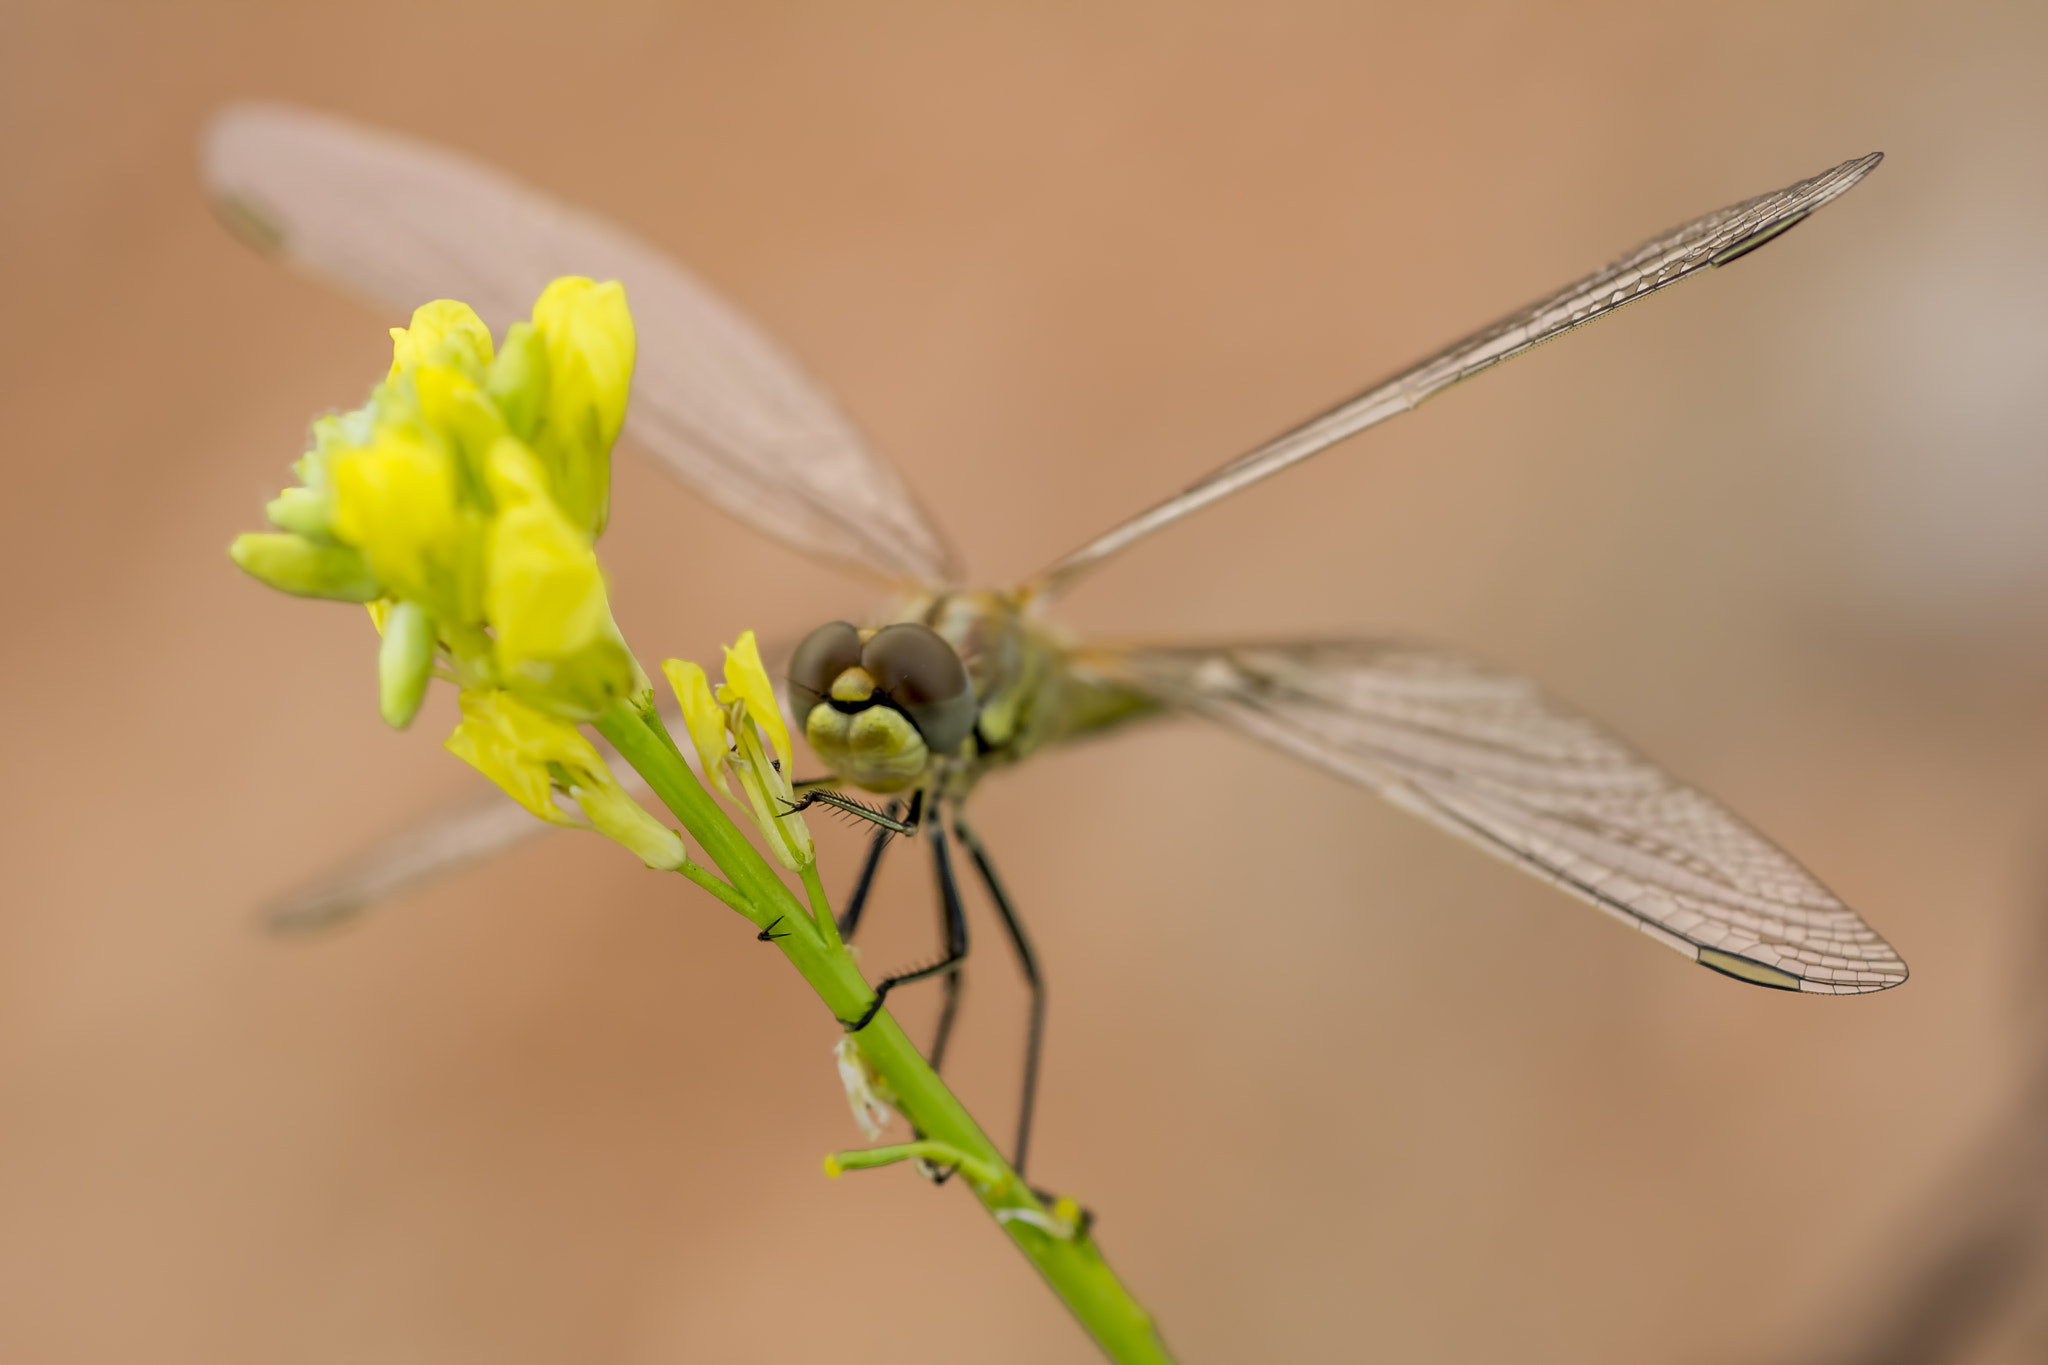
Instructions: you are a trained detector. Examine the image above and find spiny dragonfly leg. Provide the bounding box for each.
[835,801,900,941]
[782,786,921,834]
[839,810,969,1036]
[954,811,1045,1179]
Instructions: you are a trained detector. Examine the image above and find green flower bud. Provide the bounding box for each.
[229,532,379,601]
[484,321,549,445]
[264,485,334,539]
[377,598,437,729]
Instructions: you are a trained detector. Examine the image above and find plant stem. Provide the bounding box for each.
[595,701,1176,1365]
[800,860,844,951]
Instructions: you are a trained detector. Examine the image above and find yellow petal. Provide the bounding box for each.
[413,363,508,484]
[721,630,791,769]
[442,689,681,868]
[481,436,551,509]
[442,689,580,826]
[486,495,635,720]
[330,426,485,622]
[662,658,732,796]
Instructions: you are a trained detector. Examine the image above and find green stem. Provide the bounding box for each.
[676,859,751,918]
[800,861,844,951]
[595,701,1175,1365]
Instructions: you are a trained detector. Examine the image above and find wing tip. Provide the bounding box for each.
[200,102,305,257]
[258,889,371,937]
[1694,944,1909,995]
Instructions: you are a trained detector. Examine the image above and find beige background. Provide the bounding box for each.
[4,2,2048,1361]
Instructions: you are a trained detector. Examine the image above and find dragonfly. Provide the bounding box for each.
[206,103,1908,1178]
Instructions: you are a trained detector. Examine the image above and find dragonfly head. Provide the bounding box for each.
[788,621,977,793]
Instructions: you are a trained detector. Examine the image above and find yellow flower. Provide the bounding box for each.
[719,630,792,769]
[230,277,642,728]
[444,688,683,869]
[666,659,733,796]
[663,636,814,870]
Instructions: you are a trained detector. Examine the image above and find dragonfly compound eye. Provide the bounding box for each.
[787,620,864,719]
[862,622,977,752]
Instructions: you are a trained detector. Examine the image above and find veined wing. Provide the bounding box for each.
[257,648,792,933]
[1029,154,1883,598]
[1089,641,1906,993]
[261,729,702,932]
[203,102,960,587]
[261,787,569,934]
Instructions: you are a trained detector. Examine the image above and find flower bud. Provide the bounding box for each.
[389,299,495,380]
[377,598,437,729]
[263,485,335,540]
[529,276,634,538]
[484,321,549,445]
[229,532,379,601]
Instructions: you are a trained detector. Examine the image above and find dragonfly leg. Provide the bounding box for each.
[782,786,922,834]
[839,813,970,1035]
[834,801,900,941]
[953,811,1045,1178]
[926,818,970,1073]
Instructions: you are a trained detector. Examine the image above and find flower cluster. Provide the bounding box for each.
[230,280,682,871]
[664,632,815,870]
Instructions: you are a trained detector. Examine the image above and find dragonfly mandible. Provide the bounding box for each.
[205,104,1907,1177]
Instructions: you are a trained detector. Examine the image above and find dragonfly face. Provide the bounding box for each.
[790,617,976,794]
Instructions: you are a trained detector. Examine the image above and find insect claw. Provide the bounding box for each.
[757,915,789,942]
[839,982,892,1033]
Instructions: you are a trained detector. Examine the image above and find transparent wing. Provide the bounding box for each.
[256,649,796,933]
[260,787,568,934]
[203,102,961,587]
[259,731,698,933]
[1089,640,1907,993]
[1029,153,1883,597]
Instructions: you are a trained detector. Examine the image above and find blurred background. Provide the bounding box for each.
[4,2,2047,1361]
